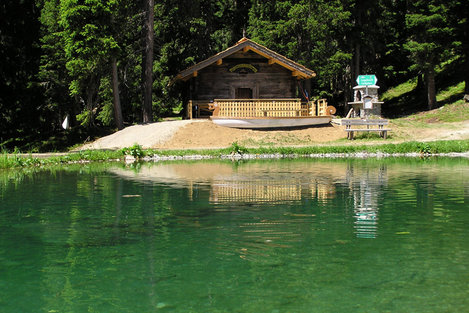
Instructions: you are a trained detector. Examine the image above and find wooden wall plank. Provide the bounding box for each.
[193,59,296,100]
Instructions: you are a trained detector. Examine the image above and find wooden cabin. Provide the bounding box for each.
[173,37,329,121]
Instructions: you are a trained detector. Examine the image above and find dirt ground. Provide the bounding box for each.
[392,121,469,142]
[78,118,469,151]
[154,119,469,150]
[154,121,347,149]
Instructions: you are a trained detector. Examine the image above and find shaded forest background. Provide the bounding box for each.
[1,0,468,151]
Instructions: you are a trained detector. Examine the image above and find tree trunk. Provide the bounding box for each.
[142,0,154,124]
[353,42,361,84]
[85,75,97,128]
[111,58,124,130]
[464,53,469,103]
[344,64,352,113]
[425,67,436,110]
[417,74,424,90]
[86,91,95,128]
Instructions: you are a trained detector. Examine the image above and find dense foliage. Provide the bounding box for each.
[1,0,467,151]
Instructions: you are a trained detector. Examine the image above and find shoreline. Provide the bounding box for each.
[137,151,469,163]
[2,139,469,169]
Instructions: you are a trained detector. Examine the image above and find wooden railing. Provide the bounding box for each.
[189,99,330,118]
[213,99,316,118]
[188,100,212,118]
[316,99,328,116]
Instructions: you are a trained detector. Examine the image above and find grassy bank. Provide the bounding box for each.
[151,140,469,157]
[2,139,469,169]
[1,150,122,169]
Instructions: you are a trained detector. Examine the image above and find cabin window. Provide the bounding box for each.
[236,88,253,99]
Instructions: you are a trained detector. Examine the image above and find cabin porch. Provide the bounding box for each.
[187,99,331,119]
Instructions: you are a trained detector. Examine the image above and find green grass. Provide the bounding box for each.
[0,150,123,169]
[240,140,469,155]
[437,81,465,102]
[392,99,469,129]
[140,140,469,157]
[2,140,468,169]
[384,79,467,122]
[342,132,394,141]
[381,78,418,102]
[382,56,466,118]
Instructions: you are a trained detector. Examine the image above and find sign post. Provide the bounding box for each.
[357,75,377,96]
[349,75,383,118]
[356,75,377,86]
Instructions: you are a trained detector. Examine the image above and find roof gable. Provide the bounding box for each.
[174,37,315,82]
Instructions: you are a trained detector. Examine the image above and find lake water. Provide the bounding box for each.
[1,158,468,312]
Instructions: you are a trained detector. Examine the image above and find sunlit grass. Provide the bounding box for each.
[437,82,465,102]
[0,150,123,169]
[2,139,469,169]
[393,100,469,126]
[381,78,418,102]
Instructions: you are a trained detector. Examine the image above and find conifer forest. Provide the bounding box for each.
[1,0,468,150]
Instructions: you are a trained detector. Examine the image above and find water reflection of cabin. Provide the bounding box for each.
[209,179,335,204]
[173,37,328,120]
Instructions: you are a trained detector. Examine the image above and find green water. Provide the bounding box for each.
[1,158,468,312]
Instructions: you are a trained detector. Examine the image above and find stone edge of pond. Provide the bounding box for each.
[130,151,469,163]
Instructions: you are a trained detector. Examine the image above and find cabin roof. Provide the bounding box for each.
[173,37,316,82]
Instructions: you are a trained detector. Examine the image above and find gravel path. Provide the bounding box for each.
[78,120,204,150]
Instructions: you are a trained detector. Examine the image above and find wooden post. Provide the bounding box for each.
[187,100,192,120]
[309,101,317,116]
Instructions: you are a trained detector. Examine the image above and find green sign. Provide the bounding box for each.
[356,75,377,86]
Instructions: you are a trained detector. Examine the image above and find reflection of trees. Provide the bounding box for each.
[0,165,179,311]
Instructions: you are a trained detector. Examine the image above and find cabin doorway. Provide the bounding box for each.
[236,88,253,99]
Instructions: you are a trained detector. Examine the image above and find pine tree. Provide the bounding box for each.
[376,0,410,87]
[248,0,353,106]
[0,0,44,147]
[447,0,469,102]
[39,0,76,129]
[404,0,454,110]
[58,0,128,129]
[154,0,252,118]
